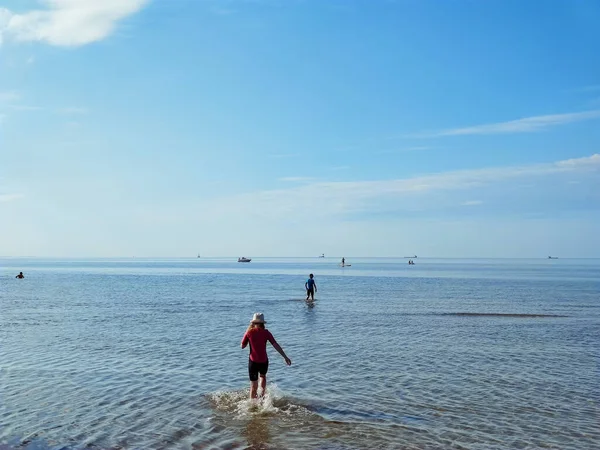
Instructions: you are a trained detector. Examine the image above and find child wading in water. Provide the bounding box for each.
[241,313,292,399]
[305,273,317,301]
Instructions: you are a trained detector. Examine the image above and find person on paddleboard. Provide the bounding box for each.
[241,313,291,399]
[305,273,317,301]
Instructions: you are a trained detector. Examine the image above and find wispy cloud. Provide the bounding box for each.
[411,110,600,138]
[462,200,483,206]
[0,8,10,44]
[0,91,43,112]
[0,91,20,102]
[211,7,238,16]
[200,154,600,220]
[377,146,432,154]
[8,104,43,111]
[64,121,81,129]
[268,153,301,159]
[0,0,149,47]
[570,85,600,93]
[0,193,24,203]
[58,107,88,115]
[0,94,84,114]
[278,177,314,182]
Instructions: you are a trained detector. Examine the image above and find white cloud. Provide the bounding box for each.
[0,193,24,203]
[0,0,149,47]
[200,153,600,220]
[412,110,600,138]
[556,153,600,168]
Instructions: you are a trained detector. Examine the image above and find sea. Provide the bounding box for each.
[0,257,598,450]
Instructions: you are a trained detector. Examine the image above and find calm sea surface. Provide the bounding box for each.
[1,258,599,449]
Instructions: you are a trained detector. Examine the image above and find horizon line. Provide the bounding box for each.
[0,256,596,260]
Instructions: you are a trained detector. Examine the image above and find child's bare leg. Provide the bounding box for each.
[250,380,259,399]
[259,375,267,396]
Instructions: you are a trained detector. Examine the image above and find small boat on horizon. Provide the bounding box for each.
[404,255,417,259]
[238,257,252,263]
[548,256,558,259]
[318,254,325,258]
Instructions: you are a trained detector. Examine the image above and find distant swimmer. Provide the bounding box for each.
[341,257,345,266]
[241,313,291,399]
[305,273,317,301]
[16,272,24,279]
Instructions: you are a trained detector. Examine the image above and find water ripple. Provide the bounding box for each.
[1,258,599,449]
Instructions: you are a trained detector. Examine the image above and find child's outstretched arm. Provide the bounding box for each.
[269,335,291,365]
[272,341,292,365]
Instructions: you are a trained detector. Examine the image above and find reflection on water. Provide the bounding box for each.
[0,258,599,449]
[243,416,270,449]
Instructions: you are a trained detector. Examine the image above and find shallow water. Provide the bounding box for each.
[1,257,599,449]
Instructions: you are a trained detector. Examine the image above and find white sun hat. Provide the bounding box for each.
[250,313,266,324]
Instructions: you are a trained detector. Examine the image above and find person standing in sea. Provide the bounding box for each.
[305,273,317,301]
[241,313,292,399]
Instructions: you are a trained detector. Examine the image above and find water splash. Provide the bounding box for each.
[207,384,312,418]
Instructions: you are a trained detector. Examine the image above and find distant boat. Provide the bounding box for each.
[238,257,252,263]
[548,256,558,259]
[318,254,325,258]
[197,254,201,258]
[404,255,417,259]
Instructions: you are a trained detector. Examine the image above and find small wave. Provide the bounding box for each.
[440,312,568,318]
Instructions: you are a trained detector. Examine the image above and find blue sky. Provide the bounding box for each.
[0,0,599,257]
